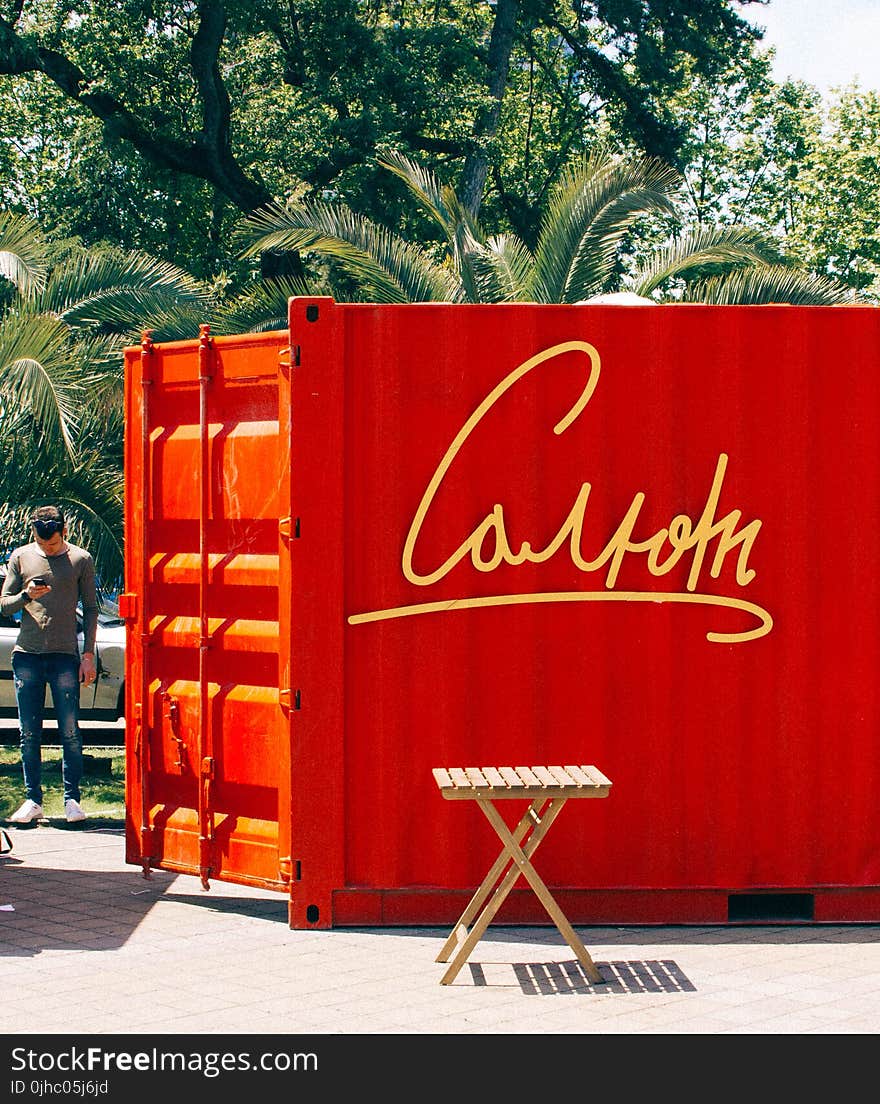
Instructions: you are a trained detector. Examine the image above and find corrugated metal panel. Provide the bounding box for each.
[124,328,292,894]
[125,300,880,925]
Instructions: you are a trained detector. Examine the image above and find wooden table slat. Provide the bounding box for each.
[563,765,594,787]
[464,766,491,789]
[581,764,613,788]
[547,765,575,788]
[449,767,471,789]
[432,767,454,790]
[481,766,508,788]
[532,766,562,788]
[498,766,524,789]
[514,765,542,788]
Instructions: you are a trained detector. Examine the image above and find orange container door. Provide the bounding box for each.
[123,328,295,893]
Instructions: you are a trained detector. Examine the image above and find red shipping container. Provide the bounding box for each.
[123,298,880,926]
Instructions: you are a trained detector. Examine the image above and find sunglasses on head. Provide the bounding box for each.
[32,518,63,539]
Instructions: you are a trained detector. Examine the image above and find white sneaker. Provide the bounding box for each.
[64,799,86,823]
[9,799,43,824]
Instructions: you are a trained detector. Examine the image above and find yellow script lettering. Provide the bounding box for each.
[351,342,772,643]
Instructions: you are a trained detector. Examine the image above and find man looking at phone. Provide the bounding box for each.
[0,505,98,824]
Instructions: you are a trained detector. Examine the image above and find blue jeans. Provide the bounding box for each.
[12,651,83,805]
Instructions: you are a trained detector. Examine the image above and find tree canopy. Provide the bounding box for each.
[2,0,880,580]
[0,0,768,273]
[236,146,852,306]
[6,2,877,302]
[0,212,214,583]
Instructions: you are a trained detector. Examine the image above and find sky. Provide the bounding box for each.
[740,0,880,95]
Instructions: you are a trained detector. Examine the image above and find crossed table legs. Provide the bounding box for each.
[436,793,605,986]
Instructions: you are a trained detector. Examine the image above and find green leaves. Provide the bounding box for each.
[686,266,855,305]
[44,248,212,333]
[235,145,851,312]
[0,310,82,456]
[0,219,215,584]
[0,210,49,297]
[472,235,536,303]
[237,199,459,303]
[529,150,682,302]
[629,225,776,297]
[215,275,318,334]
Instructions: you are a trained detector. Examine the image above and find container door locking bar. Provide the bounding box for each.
[197,324,216,890]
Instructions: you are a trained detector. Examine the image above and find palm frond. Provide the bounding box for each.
[61,333,128,409]
[43,248,214,330]
[236,201,459,302]
[630,227,778,297]
[684,265,856,305]
[531,150,681,303]
[471,235,536,302]
[440,185,486,301]
[0,311,82,456]
[73,298,219,344]
[376,149,452,233]
[376,150,485,298]
[0,210,49,296]
[217,275,322,334]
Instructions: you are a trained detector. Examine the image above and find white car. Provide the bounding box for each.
[0,593,126,722]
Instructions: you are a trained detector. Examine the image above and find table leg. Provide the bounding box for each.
[436,799,550,964]
[438,797,570,985]
[480,799,603,984]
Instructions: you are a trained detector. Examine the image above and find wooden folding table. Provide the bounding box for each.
[432,764,612,985]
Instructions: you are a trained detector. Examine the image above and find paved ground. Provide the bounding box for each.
[2,821,880,1037]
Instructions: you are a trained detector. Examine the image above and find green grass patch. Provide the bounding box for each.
[0,744,125,822]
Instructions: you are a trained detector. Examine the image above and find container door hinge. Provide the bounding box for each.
[140,330,155,382]
[278,345,300,370]
[279,689,302,711]
[118,593,139,621]
[277,859,301,882]
[278,516,301,540]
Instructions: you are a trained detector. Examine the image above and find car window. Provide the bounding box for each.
[97,597,124,627]
[76,598,125,629]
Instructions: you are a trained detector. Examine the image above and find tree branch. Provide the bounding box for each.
[0,10,271,213]
[549,20,683,162]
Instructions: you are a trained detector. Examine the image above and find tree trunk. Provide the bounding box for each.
[459,0,519,219]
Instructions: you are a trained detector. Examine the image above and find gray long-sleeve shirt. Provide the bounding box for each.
[0,541,98,656]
